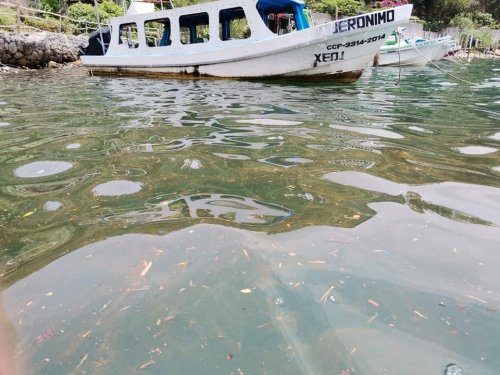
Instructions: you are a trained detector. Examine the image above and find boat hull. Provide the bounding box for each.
[81,5,413,82]
[377,37,450,66]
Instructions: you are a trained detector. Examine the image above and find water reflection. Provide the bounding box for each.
[455,146,498,155]
[43,201,62,212]
[102,193,292,226]
[92,180,143,197]
[324,171,500,225]
[14,161,73,178]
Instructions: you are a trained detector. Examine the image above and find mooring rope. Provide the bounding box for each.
[410,42,477,86]
[396,31,402,86]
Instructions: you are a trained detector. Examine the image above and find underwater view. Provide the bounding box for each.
[0,59,499,374]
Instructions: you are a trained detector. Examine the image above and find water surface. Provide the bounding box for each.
[0,60,499,374]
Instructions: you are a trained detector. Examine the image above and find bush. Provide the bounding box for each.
[310,0,364,17]
[0,6,16,27]
[471,12,497,28]
[450,14,475,30]
[39,0,64,14]
[67,1,123,33]
[68,2,97,24]
[99,0,124,22]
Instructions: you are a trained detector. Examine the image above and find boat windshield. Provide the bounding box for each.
[256,0,310,34]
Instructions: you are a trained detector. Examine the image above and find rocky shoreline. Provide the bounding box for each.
[0,31,87,71]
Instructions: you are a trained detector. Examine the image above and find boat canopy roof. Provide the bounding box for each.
[256,0,306,13]
[256,0,309,30]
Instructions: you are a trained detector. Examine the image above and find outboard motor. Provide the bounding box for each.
[78,27,111,56]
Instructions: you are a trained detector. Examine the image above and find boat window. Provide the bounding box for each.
[219,7,251,41]
[119,23,139,48]
[179,12,209,44]
[256,0,310,34]
[145,18,171,47]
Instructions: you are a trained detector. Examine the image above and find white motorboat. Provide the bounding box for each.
[79,0,413,82]
[377,30,451,66]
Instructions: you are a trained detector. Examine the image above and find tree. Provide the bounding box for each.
[308,0,364,18]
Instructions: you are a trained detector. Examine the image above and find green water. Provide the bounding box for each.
[0,61,499,374]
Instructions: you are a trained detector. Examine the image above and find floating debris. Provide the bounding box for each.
[138,359,156,370]
[273,297,284,306]
[75,353,89,370]
[368,299,380,307]
[140,260,153,277]
[319,286,335,303]
[82,330,92,338]
[444,363,463,375]
[308,260,326,265]
[414,310,428,320]
[240,288,252,294]
[367,313,378,324]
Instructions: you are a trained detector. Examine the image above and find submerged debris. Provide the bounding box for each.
[272,297,284,306]
[444,363,463,375]
[138,359,156,370]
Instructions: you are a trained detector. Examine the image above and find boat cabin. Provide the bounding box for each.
[82,0,311,55]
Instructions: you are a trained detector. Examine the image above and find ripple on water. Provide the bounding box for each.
[14,161,73,178]
[455,146,497,155]
[408,126,433,134]
[493,166,500,173]
[66,143,81,149]
[236,119,303,126]
[181,159,202,169]
[44,201,63,211]
[213,153,251,160]
[489,132,500,141]
[330,124,404,139]
[259,156,313,168]
[92,180,143,197]
[0,121,10,127]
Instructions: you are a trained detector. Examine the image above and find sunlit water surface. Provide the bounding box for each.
[0,60,499,375]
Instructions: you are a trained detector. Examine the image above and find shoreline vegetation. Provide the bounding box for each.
[0,0,499,71]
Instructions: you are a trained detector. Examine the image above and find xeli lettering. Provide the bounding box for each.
[314,51,345,63]
[333,10,395,34]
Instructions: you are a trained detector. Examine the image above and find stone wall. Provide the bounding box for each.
[0,31,87,68]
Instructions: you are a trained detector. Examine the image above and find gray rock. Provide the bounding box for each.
[8,42,17,54]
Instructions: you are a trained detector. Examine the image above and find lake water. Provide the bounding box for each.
[0,60,499,375]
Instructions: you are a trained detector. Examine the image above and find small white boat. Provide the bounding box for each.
[377,30,451,66]
[79,0,413,82]
[442,40,461,59]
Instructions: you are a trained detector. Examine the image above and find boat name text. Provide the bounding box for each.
[327,34,386,50]
[333,10,395,34]
[314,51,345,64]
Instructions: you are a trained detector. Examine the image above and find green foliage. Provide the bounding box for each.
[68,2,97,24]
[450,14,475,30]
[67,1,123,31]
[99,0,124,22]
[476,30,493,47]
[309,0,364,17]
[450,11,498,31]
[471,12,497,28]
[23,15,74,33]
[39,0,64,14]
[0,6,16,27]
